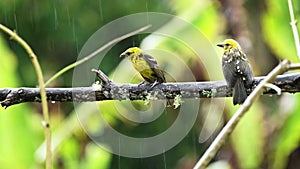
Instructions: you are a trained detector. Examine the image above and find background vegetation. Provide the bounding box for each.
[0,0,299,168]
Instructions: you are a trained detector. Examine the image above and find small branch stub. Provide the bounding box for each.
[92,69,112,86]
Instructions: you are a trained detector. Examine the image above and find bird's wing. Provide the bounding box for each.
[222,60,237,88]
[143,53,166,83]
[143,53,159,68]
[240,61,254,87]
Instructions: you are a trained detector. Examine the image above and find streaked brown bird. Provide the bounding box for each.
[217,39,254,105]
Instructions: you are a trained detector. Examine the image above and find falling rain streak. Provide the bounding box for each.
[53,4,58,30]
[98,0,104,21]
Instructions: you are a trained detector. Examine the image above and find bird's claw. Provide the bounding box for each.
[150,81,159,89]
[138,81,146,87]
[138,80,160,89]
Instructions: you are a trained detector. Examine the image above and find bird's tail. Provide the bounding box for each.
[233,79,247,105]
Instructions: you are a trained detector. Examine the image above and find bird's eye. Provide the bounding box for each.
[126,51,132,55]
[225,43,230,47]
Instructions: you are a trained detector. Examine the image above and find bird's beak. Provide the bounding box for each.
[217,43,224,48]
[120,53,127,57]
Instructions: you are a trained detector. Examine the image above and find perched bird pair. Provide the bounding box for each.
[120,39,254,106]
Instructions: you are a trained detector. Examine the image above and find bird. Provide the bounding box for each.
[120,47,166,87]
[120,47,171,106]
[217,39,254,105]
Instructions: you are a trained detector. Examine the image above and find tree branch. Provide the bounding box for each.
[1,71,300,108]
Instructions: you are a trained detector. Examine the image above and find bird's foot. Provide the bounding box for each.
[138,81,146,87]
[150,81,160,89]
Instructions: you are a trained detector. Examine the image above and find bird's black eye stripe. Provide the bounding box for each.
[126,51,132,55]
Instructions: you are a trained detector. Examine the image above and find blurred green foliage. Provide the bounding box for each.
[0,35,42,169]
[262,0,300,62]
[0,0,300,169]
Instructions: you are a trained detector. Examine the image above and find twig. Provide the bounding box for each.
[1,70,300,108]
[288,0,300,60]
[0,24,52,169]
[289,63,300,70]
[193,60,291,169]
[264,83,281,95]
[44,25,151,87]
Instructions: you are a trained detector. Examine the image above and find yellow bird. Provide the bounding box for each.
[217,39,254,105]
[120,47,171,106]
[120,47,166,86]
